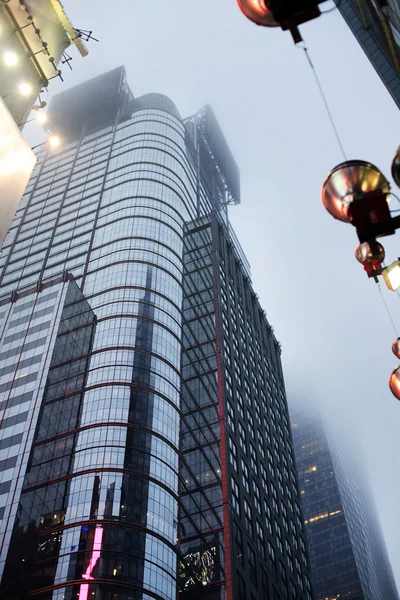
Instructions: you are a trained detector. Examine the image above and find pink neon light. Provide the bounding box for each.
[79,526,103,600]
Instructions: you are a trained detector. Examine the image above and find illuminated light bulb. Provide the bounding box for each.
[19,82,32,95]
[389,366,400,400]
[4,52,17,66]
[49,135,60,148]
[382,260,400,291]
[37,112,47,124]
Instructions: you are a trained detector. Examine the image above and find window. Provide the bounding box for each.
[257,429,265,454]
[275,521,283,554]
[233,521,244,565]
[249,444,258,474]
[256,521,265,558]
[229,437,238,471]
[234,360,241,386]
[227,401,236,433]
[247,545,257,587]
[244,499,253,537]
[239,422,247,454]
[237,571,246,600]
[231,477,241,515]
[271,484,279,513]
[279,561,287,592]
[255,403,261,426]
[268,542,276,576]
[265,501,273,534]
[236,390,244,418]
[305,575,312,600]
[241,459,250,494]
[253,481,261,514]
[260,464,268,494]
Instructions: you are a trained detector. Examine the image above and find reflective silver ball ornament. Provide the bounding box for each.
[354,241,385,264]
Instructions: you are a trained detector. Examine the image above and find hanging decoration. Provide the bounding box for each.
[355,241,385,281]
[389,366,400,400]
[236,0,329,43]
[321,152,400,289]
[320,151,400,400]
[392,338,400,359]
[392,147,400,189]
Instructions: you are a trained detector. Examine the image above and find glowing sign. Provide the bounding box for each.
[79,525,103,600]
[180,545,218,589]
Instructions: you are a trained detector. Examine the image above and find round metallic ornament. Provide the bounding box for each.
[354,241,385,264]
[392,338,400,360]
[321,160,390,223]
[389,365,400,400]
[236,0,278,27]
[391,146,400,189]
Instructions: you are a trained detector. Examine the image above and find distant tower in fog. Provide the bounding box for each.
[290,399,399,600]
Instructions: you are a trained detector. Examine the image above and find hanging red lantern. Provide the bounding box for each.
[236,0,278,26]
[389,366,400,400]
[392,338,400,359]
[236,0,328,42]
[321,160,391,227]
[354,240,385,278]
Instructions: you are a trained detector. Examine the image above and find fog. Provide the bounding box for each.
[24,0,400,588]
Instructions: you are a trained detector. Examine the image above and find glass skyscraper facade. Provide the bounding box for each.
[335,0,400,108]
[290,399,399,600]
[0,66,312,600]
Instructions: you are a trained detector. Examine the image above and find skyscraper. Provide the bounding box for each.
[336,0,400,108]
[0,66,312,600]
[290,399,399,600]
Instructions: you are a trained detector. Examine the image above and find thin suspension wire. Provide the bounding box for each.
[390,191,400,205]
[300,43,348,162]
[377,282,398,336]
[320,0,342,14]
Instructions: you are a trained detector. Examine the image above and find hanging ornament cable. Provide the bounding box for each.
[299,42,348,163]
[377,281,399,336]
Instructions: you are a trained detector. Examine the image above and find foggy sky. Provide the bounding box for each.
[24,0,400,589]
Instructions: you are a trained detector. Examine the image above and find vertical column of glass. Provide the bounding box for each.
[52,108,196,600]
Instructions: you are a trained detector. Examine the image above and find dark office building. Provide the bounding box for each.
[290,399,399,600]
[336,0,400,108]
[0,66,312,600]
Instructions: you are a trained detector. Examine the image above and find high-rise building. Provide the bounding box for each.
[0,66,313,600]
[336,0,400,108]
[290,399,399,600]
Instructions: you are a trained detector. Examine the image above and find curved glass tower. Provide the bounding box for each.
[0,68,196,600]
[0,67,313,600]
